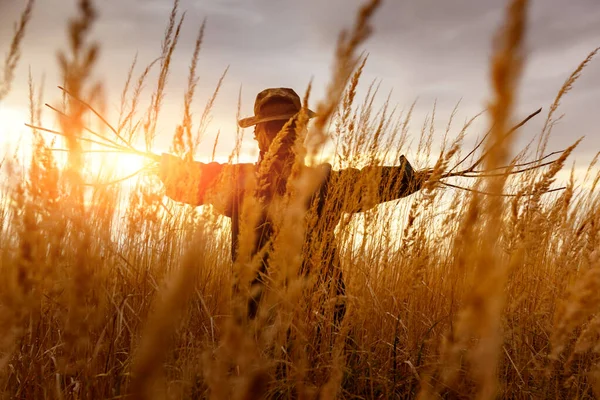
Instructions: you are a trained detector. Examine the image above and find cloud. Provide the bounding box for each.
[0,0,598,163]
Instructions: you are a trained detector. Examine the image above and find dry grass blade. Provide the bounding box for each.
[173,18,206,156]
[537,47,600,157]
[0,0,35,101]
[118,57,161,137]
[431,1,530,399]
[129,228,206,400]
[308,0,382,157]
[143,0,185,150]
[195,66,229,152]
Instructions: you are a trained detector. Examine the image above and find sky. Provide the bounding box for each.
[1,0,599,180]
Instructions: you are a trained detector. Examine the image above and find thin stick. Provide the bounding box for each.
[45,103,126,150]
[58,85,134,149]
[442,158,560,179]
[449,107,542,174]
[465,107,543,173]
[508,107,543,132]
[50,148,159,160]
[458,159,559,178]
[51,148,123,153]
[439,181,565,197]
[25,123,125,151]
[81,166,151,187]
[476,149,565,173]
[27,123,161,162]
[449,128,492,175]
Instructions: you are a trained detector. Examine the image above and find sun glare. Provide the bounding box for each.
[0,106,28,147]
[84,151,149,182]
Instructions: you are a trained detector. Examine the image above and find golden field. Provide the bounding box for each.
[1,0,599,398]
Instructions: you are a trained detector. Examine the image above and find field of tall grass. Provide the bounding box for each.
[1,0,600,398]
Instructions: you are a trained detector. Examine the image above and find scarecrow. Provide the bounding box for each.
[159,88,431,325]
[30,86,562,326]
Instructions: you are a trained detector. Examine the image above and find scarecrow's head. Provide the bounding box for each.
[238,88,316,155]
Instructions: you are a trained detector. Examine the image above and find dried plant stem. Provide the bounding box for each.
[58,85,135,150]
[0,0,35,101]
[24,123,160,161]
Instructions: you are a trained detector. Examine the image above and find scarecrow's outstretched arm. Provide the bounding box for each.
[159,153,222,206]
[158,153,255,216]
[334,156,428,213]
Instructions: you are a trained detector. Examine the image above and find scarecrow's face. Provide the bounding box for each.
[254,120,288,153]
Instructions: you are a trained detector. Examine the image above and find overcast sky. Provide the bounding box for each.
[1,0,599,174]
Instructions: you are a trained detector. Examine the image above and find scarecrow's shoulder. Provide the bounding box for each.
[311,162,333,176]
[305,163,333,189]
[206,162,255,177]
[203,162,256,216]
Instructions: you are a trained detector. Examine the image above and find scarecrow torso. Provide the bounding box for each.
[206,163,345,277]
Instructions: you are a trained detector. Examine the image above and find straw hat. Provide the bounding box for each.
[237,88,316,128]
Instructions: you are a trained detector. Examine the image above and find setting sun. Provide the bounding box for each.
[83,151,151,183]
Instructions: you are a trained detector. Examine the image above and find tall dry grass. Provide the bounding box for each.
[0,0,34,102]
[1,0,600,398]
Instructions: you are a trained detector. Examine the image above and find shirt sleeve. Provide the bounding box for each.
[160,155,254,215]
[331,156,424,213]
[161,159,223,206]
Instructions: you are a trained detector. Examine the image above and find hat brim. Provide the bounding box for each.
[238,109,317,128]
